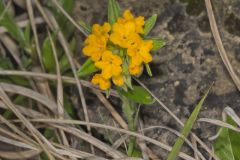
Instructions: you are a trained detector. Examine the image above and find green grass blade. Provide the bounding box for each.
[145,63,152,77]
[108,0,121,25]
[167,85,212,160]
[42,36,56,72]
[0,1,29,51]
[214,116,240,160]
[78,20,91,35]
[77,58,98,77]
[143,14,157,37]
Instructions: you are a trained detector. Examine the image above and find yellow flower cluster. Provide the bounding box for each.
[83,10,153,90]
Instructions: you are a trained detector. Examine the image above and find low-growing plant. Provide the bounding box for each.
[77,0,165,156]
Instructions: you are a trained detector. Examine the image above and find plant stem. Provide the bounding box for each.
[121,95,137,156]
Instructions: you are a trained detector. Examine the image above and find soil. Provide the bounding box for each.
[73,0,240,159]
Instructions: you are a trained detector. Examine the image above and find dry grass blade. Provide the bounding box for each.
[0,35,21,64]
[51,0,88,36]
[0,105,108,160]
[0,135,37,150]
[52,143,108,160]
[0,115,36,146]
[0,150,41,159]
[0,70,119,96]
[204,0,240,91]
[199,107,240,141]
[0,85,56,159]
[52,125,126,159]
[28,118,196,160]
[0,35,38,92]
[0,17,44,34]
[198,118,240,133]
[0,101,121,159]
[191,135,200,160]
[37,5,94,153]
[47,30,71,150]
[48,31,64,120]
[0,82,57,112]
[135,79,218,160]
[92,89,128,129]
[0,101,45,118]
[223,107,240,126]
[0,126,36,149]
[142,126,206,160]
[1,101,196,160]
[26,0,44,70]
[112,134,129,149]
[138,120,149,160]
[113,158,143,160]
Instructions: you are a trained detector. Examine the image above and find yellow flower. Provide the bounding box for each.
[123,10,134,20]
[92,22,111,38]
[83,35,107,61]
[128,63,143,76]
[110,21,140,48]
[113,74,124,86]
[95,50,122,79]
[127,40,153,65]
[117,9,145,34]
[91,74,111,90]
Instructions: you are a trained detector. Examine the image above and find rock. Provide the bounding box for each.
[73,0,240,158]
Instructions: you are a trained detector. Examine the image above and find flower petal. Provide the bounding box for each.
[102,65,112,79]
[112,65,122,76]
[113,75,124,86]
[129,64,142,76]
[99,78,111,90]
[124,21,136,35]
[103,22,111,33]
[112,55,122,65]
[95,61,108,69]
[123,9,134,20]
[102,50,113,61]
[141,52,152,63]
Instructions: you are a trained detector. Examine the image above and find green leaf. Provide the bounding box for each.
[167,86,211,160]
[131,149,143,157]
[152,38,165,51]
[59,0,74,13]
[58,0,74,37]
[64,95,76,119]
[46,0,74,38]
[145,63,152,77]
[0,1,30,52]
[59,55,69,73]
[40,153,48,160]
[77,58,98,77]
[143,14,157,37]
[23,23,31,46]
[117,85,155,105]
[42,36,56,72]
[70,37,77,54]
[124,75,133,89]
[11,76,29,86]
[0,57,29,86]
[21,54,32,68]
[214,117,240,160]
[3,110,13,119]
[44,128,55,139]
[108,0,121,25]
[0,57,13,69]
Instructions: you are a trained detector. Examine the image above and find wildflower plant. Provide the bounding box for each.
[78,0,165,156]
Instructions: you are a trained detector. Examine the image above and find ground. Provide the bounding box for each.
[73,0,240,158]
